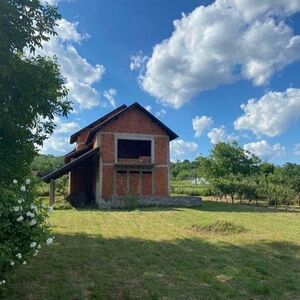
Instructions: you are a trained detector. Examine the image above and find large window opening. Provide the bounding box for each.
[117,139,151,160]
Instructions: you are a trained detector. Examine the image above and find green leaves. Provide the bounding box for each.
[0,0,71,185]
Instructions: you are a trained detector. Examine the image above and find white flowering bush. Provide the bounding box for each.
[0,178,54,292]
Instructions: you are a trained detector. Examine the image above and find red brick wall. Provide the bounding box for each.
[100,133,115,163]
[155,136,169,165]
[101,106,167,136]
[116,172,127,196]
[98,107,170,199]
[141,172,152,196]
[129,172,139,196]
[76,130,89,149]
[153,167,168,196]
[102,165,114,198]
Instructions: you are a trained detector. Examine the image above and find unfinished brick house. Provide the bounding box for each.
[43,102,180,207]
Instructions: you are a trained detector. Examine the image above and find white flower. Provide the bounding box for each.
[31,204,36,210]
[22,261,27,265]
[48,206,53,212]
[13,179,17,184]
[0,280,5,285]
[16,216,24,222]
[30,242,37,248]
[25,179,31,185]
[46,238,53,245]
[20,185,26,192]
[33,252,38,257]
[37,244,41,249]
[29,219,37,226]
[26,212,35,218]
[10,261,15,266]
[16,253,22,259]
[17,200,22,204]
[13,206,20,212]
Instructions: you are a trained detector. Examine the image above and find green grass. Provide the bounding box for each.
[4,201,300,299]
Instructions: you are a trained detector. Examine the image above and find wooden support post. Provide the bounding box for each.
[50,179,55,206]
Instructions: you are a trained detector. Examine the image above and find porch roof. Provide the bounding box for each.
[42,147,100,183]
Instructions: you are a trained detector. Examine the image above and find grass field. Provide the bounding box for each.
[4,201,300,300]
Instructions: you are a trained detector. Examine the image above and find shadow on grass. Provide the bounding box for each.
[58,200,300,214]
[196,200,300,214]
[4,234,300,300]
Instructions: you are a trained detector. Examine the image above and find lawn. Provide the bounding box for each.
[4,201,300,300]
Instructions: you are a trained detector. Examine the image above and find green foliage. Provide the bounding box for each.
[0,179,53,292]
[123,194,138,209]
[171,142,300,207]
[56,176,68,199]
[201,142,261,178]
[0,0,71,186]
[0,0,71,291]
[31,154,64,174]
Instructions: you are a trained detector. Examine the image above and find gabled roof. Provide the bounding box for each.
[64,144,92,163]
[69,104,127,144]
[85,102,178,144]
[42,147,100,183]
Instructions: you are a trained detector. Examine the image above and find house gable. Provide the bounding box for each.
[86,103,178,145]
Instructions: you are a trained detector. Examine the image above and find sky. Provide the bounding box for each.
[40,0,300,165]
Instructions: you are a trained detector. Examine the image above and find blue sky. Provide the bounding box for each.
[41,0,300,165]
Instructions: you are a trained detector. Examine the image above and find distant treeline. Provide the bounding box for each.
[31,154,64,175]
[171,142,300,207]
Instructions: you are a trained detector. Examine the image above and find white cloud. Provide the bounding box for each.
[207,126,237,144]
[170,139,198,161]
[155,108,166,118]
[139,0,300,108]
[293,143,300,156]
[36,18,105,109]
[234,88,300,137]
[41,0,73,6]
[144,105,152,112]
[41,118,80,154]
[243,140,285,160]
[103,89,117,108]
[192,115,213,137]
[130,52,148,71]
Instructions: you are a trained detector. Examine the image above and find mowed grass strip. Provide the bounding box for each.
[4,201,300,300]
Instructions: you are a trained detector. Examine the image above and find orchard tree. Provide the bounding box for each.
[0,0,71,186]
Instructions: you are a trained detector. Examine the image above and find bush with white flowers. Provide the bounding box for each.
[0,178,54,291]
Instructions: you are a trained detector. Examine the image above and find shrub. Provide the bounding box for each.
[0,178,53,293]
[123,194,138,209]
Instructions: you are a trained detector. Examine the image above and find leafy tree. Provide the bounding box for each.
[0,0,71,186]
[31,154,64,174]
[0,0,70,290]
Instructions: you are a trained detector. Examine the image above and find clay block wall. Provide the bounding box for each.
[154,136,168,165]
[99,196,202,209]
[100,106,167,135]
[98,106,170,199]
[76,130,89,149]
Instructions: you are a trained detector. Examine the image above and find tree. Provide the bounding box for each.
[0,0,71,186]
[0,0,71,290]
[198,142,260,179]
[31,154,64,174]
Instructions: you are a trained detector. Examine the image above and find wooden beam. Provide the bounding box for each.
[49,179,55,206]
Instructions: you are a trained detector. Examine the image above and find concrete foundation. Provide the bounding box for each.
[98,196,202,209]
